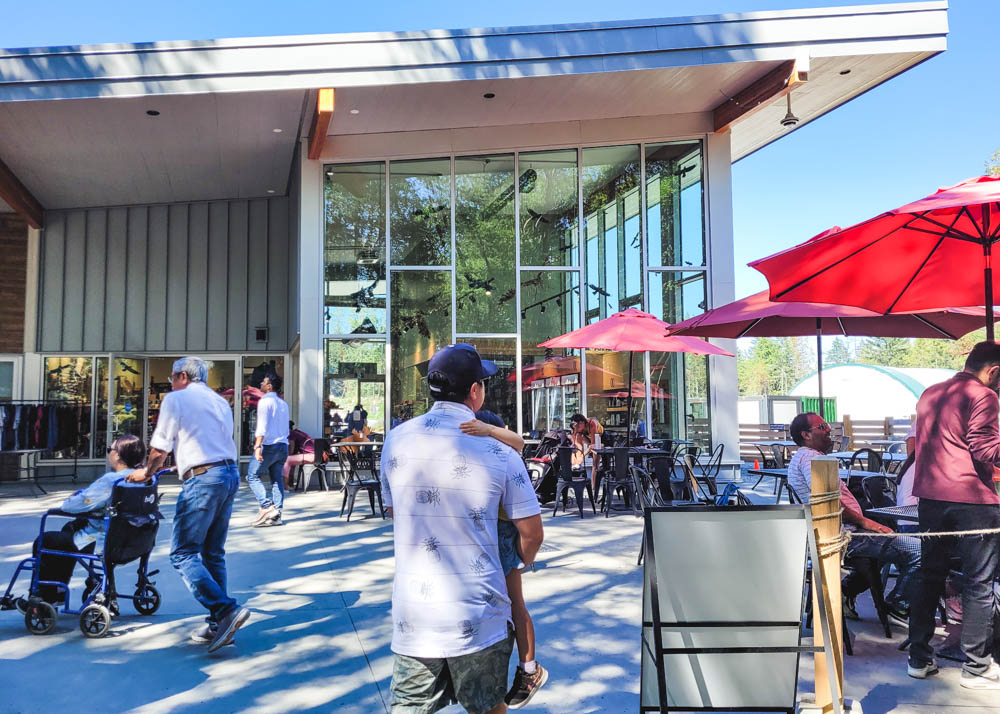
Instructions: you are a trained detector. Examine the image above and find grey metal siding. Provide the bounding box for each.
[38,196,292,353]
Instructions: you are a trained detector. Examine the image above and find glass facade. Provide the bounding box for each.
[321,139,710,442]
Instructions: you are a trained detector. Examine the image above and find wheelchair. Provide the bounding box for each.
[1,471,165,638]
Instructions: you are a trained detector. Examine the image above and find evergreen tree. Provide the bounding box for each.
[857,336,910,366]
[826,337,853,364]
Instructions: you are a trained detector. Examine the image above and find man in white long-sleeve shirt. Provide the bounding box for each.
[246,373,290,526]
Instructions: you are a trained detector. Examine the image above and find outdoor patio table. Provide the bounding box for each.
[830,450,906,463]
[0,448,50,496]
[746,467,883,504]
[865,505,918,523]
[744,440,797,448]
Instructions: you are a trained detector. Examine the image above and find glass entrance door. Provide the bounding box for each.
[144,357,237,442]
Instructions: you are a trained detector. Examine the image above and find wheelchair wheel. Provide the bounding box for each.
[24,600,57,635]
[133,584,161,615]
[79,604,112,638]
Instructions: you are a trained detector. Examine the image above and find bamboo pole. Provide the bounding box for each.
[810,456,844,713]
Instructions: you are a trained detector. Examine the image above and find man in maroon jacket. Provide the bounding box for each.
[908,341,1000,689]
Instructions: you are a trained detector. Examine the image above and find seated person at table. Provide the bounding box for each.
[282,421,316,488]
[787,412,921,621]
[13,435,145,613]
[569,413,603,490]
[461,409,548,708]
[345,404,368,437]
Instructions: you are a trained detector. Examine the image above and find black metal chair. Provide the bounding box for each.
[647,455,682,503]
[552,446,596,518]
[338,446,385,521]
[294,438,333,492]
[600,447,639,517]
[848,447,883,474]
[696,443,724,496]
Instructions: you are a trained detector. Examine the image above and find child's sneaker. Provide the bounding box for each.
[505,663,548,709]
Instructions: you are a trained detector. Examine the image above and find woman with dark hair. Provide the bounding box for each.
[13,434,145,612]
[569,413,603,490]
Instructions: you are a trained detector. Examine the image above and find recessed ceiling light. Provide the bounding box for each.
[273,128,283,133]
[145,110,160,116]
[349,109,360,115]
[483,92,495,99]
[267,189,275,194]
[839,69,851,75]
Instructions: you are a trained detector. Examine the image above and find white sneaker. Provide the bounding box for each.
[907,658,939,679]
[251,505,278,526]
[961,662,1000,689]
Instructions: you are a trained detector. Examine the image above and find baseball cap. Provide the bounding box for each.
[426,343,498,397]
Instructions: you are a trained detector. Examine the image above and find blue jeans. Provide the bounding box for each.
[246,443,288,510]
[170,463,240,621]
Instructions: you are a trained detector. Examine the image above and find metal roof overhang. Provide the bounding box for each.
[0,1,947,215]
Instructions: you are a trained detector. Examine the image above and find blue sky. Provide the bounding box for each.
[3,1,995,299]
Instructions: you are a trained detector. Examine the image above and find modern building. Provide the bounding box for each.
[0,2,948,471]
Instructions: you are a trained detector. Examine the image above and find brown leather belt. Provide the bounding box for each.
[182,459,236,481]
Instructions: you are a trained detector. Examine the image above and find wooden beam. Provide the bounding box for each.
[712,59,807,134]
[307,88,335,160]
[0,155,43,229]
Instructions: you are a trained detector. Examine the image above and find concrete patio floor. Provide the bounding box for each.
[0,478,995,714]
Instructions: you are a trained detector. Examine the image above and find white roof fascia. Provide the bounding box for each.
[0,1,947,102]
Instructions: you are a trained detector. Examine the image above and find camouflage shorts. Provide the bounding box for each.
[390,625,515,714]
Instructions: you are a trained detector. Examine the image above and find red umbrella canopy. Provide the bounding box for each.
[750,176,1000,317]
[591,381,671,399]
[667,290,996,340]
[538,308,734,356]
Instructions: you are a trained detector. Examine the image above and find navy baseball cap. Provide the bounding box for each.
[426,343,498,396]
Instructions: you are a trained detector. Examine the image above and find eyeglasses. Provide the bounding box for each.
[106,447,116,454]
[808,423,832,433]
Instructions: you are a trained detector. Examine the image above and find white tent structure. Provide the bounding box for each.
[790,364,954,420]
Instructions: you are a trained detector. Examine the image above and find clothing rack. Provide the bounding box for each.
[0,399,86,486]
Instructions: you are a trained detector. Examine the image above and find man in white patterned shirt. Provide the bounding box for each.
[381,343,543,714]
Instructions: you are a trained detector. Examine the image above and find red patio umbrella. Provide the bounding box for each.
[667,289,996,404]
[539,308,733,435]
[750,176,1000,341]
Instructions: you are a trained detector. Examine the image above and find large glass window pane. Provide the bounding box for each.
[324,341,386,437]
[586,350,644,439]
[582,145,641,322]
[240,356,285,455]
[455,155,516,333]
[95,357,108,457]
[43,356,94,458]
[519,150,578,267]
[390,158,452,266]
[457,338,517,430]
[646,141,704,268]
[519,270,581,435]
[0,361,13,400]
[647,271,710,446]
[324,162,387,335]
[147,358,235,439]
[390,270,452,424]
[110,357,144,443]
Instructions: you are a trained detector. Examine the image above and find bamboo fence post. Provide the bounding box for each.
[811,456,844,713]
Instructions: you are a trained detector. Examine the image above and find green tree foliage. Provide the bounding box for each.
[825,337,853,365]
[986,149,1000,177]
[857,337,911,366]
[737,336,814,395]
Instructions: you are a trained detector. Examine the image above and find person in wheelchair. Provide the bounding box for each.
[11,434,146,614]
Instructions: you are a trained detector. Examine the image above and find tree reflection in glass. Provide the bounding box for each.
[519,270,581,434]
[390,158,452,266]
[324,162,387,334]
[582,145,641,323]
[645,142,704,268]
[648,271,709,445]
[390,270,452,424]
[456,155,516,334]
[519,150,578,267]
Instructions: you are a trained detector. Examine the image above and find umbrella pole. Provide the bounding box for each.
[986,246,995,343]
[816,319,824,418]
[626,350,635,443]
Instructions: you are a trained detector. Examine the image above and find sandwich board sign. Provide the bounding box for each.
[640,505,837,713]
